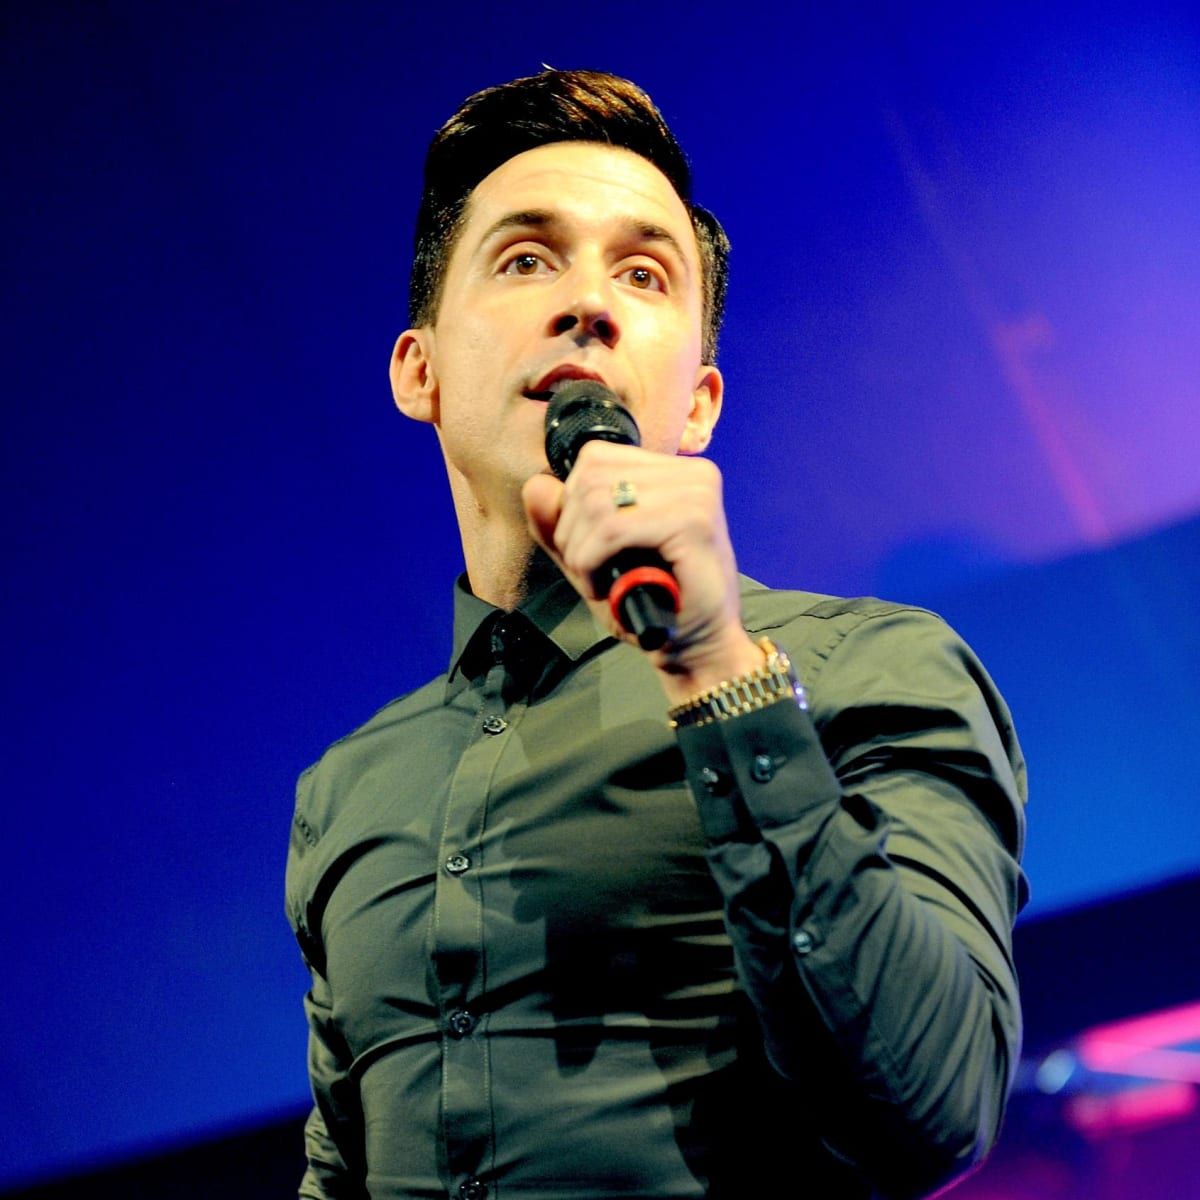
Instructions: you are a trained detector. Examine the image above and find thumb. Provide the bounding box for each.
[521,472,565,560]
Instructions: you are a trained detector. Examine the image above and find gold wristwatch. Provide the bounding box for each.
[668,637,806,730]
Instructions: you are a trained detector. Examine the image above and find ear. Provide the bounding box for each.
[389,328,439,424]
[678,364,724,455]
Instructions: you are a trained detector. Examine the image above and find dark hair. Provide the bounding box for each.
[408,69,730,364]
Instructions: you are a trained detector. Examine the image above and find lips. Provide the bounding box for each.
[523,364,608,402]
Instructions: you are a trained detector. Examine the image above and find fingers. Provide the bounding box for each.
[549,442,726,595]
[525,440,743,663]
[521,473,566,568]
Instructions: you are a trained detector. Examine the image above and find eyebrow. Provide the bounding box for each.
[475,209,693,276]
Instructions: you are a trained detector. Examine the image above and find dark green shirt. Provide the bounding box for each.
[286,575,1027,1200]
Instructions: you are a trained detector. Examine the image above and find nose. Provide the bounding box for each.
[546,269,620,348]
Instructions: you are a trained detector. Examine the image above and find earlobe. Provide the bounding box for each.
[389,329,439,424]
[678,364,724,455]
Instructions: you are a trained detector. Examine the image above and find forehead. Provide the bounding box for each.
[460,142,698,261]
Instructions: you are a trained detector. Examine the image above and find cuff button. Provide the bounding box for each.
[698,766,729,795]
[792,929,815,955]
[751,754,776,783]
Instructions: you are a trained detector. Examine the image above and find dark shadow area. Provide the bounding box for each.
[2,1113,309,1200]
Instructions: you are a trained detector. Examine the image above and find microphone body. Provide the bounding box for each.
[544,381,679,650]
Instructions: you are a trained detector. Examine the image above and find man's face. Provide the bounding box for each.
[394,141,722,514]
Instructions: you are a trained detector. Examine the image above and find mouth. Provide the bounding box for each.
[523,365,608,402]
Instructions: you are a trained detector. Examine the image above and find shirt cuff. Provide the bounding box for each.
[675,695,842,843]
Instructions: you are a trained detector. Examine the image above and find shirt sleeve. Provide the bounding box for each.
[286,777,369,1200]
[294,967,368,1200]
[675,605,1028,1200]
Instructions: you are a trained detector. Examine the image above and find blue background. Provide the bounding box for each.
[3,1,1198,1187]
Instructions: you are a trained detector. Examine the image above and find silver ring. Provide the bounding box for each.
[612,479,638,509]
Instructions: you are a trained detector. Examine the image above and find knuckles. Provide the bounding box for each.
[555,444,727,570]
[561,449,725,542]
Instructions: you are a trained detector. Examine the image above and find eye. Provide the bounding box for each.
[501,251,551,277]
[619,264,666,292]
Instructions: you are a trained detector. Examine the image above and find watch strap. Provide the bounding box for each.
[667,637,806,730]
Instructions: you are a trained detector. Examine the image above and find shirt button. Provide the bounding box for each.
[459,1179,487,1200]
[444,853,471,876]
[751,754,776,782]
[482,714,507,735]
[447,1009,477,1037]
[698,765,729,795]
[792,928,815,955]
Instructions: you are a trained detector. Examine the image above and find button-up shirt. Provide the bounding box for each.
[285,574,1027,1199]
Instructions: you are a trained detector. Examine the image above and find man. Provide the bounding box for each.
[286,69,1027,1200]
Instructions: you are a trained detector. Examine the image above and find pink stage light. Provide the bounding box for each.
[1059,999,1200,1136]
[1066,1081,1198,1137]
[1077,1000,1200,1081]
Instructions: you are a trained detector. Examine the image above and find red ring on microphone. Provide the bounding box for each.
[608,565,681,625]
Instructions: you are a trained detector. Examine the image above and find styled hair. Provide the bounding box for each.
[408,69,730,364]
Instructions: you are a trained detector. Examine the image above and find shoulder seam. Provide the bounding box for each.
[747,598,947,688]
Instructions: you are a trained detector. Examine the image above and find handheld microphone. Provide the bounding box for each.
[544,380,680,650]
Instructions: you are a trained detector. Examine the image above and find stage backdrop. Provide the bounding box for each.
[3,1,1198,1188]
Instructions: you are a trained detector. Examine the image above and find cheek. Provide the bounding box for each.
[637,304,702,367]
[637,397,693,456]
[442,324,490,372]
[626,320,704,450]
[434,330,495,412]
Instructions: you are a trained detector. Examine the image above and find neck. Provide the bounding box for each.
[449,476,559,611]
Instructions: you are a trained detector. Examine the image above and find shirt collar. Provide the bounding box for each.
[445,570,615,699]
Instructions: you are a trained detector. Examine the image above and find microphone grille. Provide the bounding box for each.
[544,380,641,481]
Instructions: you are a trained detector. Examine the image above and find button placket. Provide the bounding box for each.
[432,652,518,1185]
